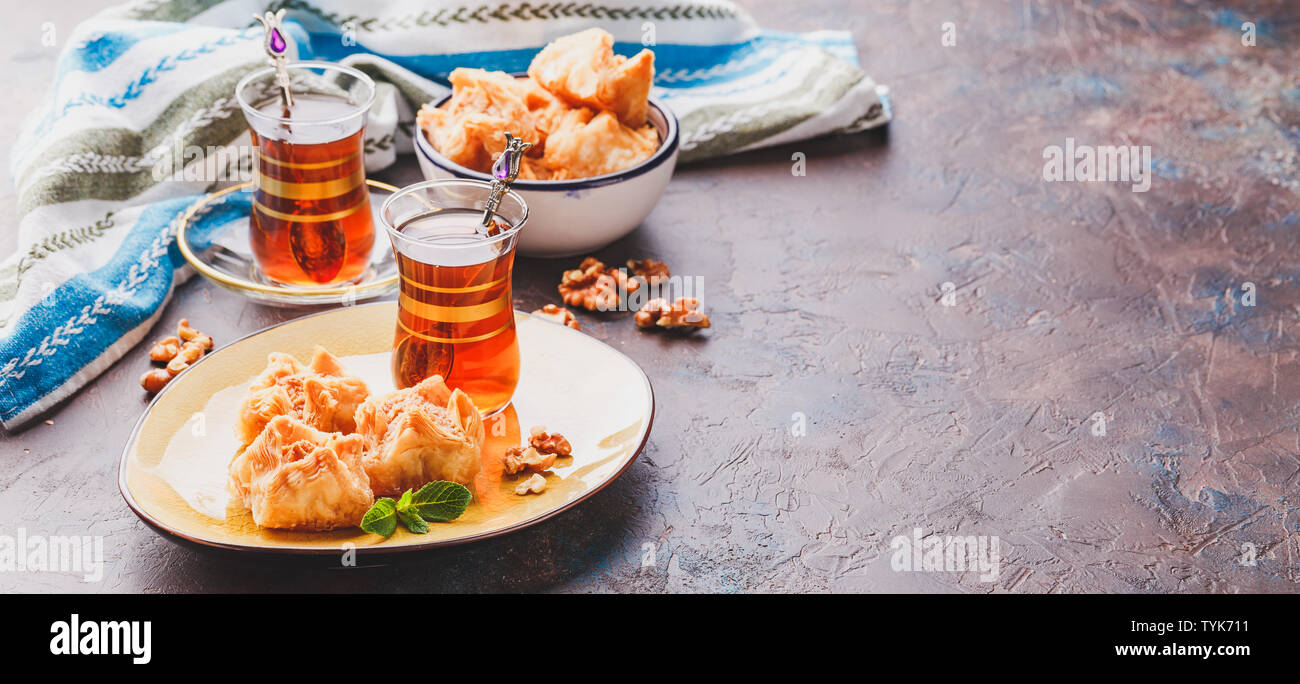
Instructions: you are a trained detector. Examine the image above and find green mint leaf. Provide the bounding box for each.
[409,481,472,522]
[398,509,429,534]
[396,489,413,512]
[360,497,398,537]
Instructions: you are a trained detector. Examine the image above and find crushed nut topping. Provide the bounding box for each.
[528,425,573,457]
[515,473,547,495]
[531,304,580,330]
[149,336,181,363]
[140,369,172,394]
[502,445,557,475]
[626,258,670,285]
[634,297,711,330]
[558,257,640,311]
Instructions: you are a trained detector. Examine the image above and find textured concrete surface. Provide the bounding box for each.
[2,0,1300,593]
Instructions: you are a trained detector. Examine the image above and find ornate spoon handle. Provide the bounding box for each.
[482,133,533,232]
[253,9,294,109]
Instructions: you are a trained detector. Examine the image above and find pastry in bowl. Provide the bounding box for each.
[414,28,678,257]
[528,27,654,127]
[419,68,657,181]
[418,28,657,181]
[228,415,373,531]
[355,375,485,496]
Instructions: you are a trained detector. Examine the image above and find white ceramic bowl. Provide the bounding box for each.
[414,88,678,258]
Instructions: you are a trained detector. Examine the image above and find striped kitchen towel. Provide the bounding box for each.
[0,0,889,430]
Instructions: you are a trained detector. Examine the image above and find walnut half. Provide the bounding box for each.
[502,445,556,475]
[528,425,573,457]
[634,297,711,330]
[531,304,580,330]
[558,257,640,311]
[627,258,670,285]
[515,473,547,495]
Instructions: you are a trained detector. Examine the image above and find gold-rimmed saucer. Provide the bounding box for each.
[175,180,399,307]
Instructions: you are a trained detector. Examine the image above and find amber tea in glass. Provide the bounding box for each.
[381,180,528,416]
[236,62,376,286]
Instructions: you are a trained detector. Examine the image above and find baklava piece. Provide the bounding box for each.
[354,375,485,496]
[228,415,373,531]
[527,27,655,127]
[419,28,658,181]
[235,347,369,445]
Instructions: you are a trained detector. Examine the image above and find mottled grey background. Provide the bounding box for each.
[2,1,1298,593]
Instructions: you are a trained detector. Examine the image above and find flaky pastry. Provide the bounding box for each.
[355,375,485,496]
[527,27,655,127]
[236,347,369,445]
[228,415,373,531]
[418,28,658,181]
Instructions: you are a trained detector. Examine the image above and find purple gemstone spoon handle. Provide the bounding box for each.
[481,133,533,232]
[253,9,294,109]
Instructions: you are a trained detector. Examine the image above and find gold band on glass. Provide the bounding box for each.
[256,168,364,200]
[252,197,367,223]
[398,291,510,323]
[258,150,360,170]
[396,317,510,344]
[399,274,508,294]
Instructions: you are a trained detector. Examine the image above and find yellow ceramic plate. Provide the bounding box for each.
[118,303,653,555]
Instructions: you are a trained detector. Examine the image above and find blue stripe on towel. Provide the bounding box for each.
[307,32,850,88]
[36,28,261,135]
[56,23,190,80]
[0,196,197,421]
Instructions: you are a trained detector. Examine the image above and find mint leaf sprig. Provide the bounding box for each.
[360,481,472,537]
[360,497,398,537]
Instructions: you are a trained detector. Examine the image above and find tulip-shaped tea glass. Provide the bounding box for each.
[380,180,529,416]
[236,61,377,287]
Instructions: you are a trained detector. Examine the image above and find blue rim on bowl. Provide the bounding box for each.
[414,83,679,192]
